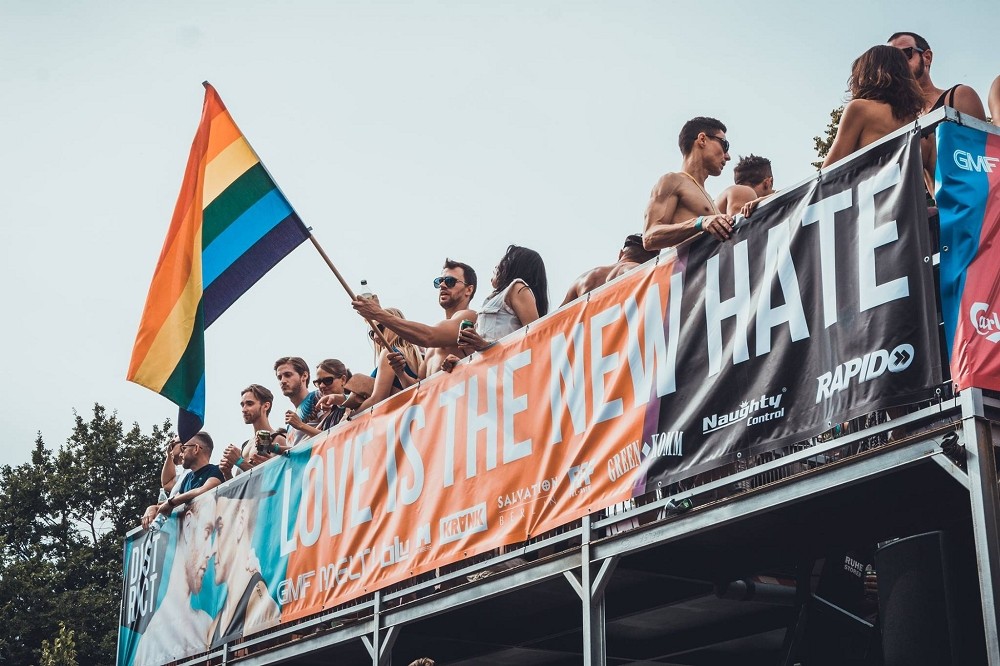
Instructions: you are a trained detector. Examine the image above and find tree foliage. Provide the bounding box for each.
[39,623,77,666]
[0,404,169,665]
[813,105,845,170]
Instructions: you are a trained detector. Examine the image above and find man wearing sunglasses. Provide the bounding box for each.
[643,116,735,250]
[352,259,478,377]
[887,32,985,120]
[141,432,225,529]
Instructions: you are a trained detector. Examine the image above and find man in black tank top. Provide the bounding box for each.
[887,32,986,119]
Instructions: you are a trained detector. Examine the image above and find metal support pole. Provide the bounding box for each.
[373,590,383,666]
[378,626,399,666]
[960,388,1000,664]
[579,514,609,666]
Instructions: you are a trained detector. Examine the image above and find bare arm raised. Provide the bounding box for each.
[352,298,476,348]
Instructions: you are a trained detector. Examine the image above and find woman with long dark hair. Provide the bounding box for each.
[822,45,924,166]
[444,245,549,366]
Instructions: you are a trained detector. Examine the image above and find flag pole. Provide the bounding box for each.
[307,232,396,350]
[199,82,394,354]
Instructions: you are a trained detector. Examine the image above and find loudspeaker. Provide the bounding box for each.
[876,530,985,666]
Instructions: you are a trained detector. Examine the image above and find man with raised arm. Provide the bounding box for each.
[159,435,183,495]
[141,432,225,529]
[560,234,658,306]
[643,116,735,250]
[715,154,775,217]
[352,258,478,377]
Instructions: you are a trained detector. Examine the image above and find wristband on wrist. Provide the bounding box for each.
[235,457,245,467]
[695,216,705,231]
[167,496,177,508]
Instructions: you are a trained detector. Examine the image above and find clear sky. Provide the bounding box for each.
[1,0,996,469]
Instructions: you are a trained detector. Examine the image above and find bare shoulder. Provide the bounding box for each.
[953,84,987,121]
[650,172,683,197]
[843,98,879,117]
[717,184,758,216]
[450,308,477,322]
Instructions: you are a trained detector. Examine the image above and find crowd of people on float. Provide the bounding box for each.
[142,32,1000,527]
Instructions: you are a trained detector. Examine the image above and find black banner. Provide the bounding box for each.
[641,131,942,486]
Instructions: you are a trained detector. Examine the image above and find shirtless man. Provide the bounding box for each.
[352,259,478,377]
[643,116,734,250]
[888,33,987,194]
[209,479,280,647]
[560,234,657,306]
[715,154,774,216]
[134,495,217,665]
[887,32,986,120]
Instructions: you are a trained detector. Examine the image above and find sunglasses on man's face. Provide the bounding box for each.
[433,276,467,289]
[899,46,925,59]
[313,376,340,387]
[707,134,730,154]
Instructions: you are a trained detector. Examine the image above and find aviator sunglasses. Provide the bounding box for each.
[433,276,468,289]
[899,46,925,59]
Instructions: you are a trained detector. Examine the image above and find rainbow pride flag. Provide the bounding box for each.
[127,83,310,438]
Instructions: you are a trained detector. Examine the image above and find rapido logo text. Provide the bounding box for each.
[815,343,914,403]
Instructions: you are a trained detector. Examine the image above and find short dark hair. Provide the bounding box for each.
[733,155,772,186]
[888,31,930,51]
[242,384,274,415]
[444,258,477,298]
[492,245,549,317]
[621,234,658,264]
[678,117,727,156]
[274,356,309,380]
[190,431,214,452]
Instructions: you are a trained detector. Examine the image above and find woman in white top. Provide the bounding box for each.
[447,245,549,365]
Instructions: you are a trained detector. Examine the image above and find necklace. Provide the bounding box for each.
[679,171,720,214]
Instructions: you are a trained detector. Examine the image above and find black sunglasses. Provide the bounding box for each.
[313,376,339,387]
[706,134,730,154]
[433,276,467,289]
[368,323,387,340]
[899,46,925,59]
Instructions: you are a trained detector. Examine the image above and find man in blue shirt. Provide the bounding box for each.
[141,432,225,529]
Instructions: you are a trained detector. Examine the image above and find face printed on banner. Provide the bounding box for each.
[213,498,247,584]
[182,495,216,594]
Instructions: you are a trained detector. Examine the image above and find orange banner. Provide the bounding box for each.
[278,255,675,619]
